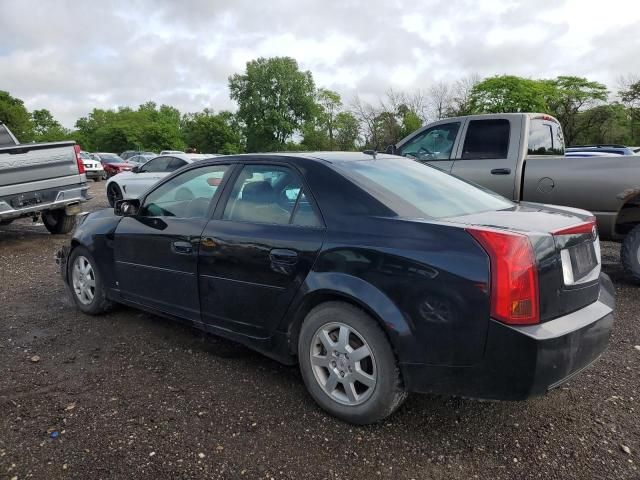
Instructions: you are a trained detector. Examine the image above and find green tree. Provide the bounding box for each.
[573,103,631,145]
[468,75,552,114]
[182,109,242,154]
[229,57,316,152]
[301,88,344,150]
[0,91,33,140]
[546,76,608,145]
[31,109,70,142]
[620,79,640,144]
[334,112,359,150]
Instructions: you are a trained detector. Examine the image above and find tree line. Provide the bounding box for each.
[2,56,640,154]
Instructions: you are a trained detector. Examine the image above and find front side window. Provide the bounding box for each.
[140,156,171,173]
[461,119,510,160]
[399,122,460,161]
[141,165,228,218]
[223,165,322,227]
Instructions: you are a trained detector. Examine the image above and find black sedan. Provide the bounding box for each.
[57,152,614,424]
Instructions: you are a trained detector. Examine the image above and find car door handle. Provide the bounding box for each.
[491,168,511,175]
[172,241,193,255]
[269,249,298,265]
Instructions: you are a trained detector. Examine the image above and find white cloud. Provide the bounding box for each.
[0,0,638,127]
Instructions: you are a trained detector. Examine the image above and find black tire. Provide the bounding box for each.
[67,245,113,315]
[107,183,123,208]
[298,302,407,424]
[0,219,13,226]
[42,210,76,234]
[621,224,640,283]
[93,177,101,182]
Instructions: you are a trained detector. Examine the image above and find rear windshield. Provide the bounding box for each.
[100,154,124,162]
[335,158,513,219]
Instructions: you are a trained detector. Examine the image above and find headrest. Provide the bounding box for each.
[241,181,276,204]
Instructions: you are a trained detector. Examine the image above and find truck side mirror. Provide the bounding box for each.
[132,165,140,173]
[385,144,397,155]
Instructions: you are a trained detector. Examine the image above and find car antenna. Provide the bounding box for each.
[362,150,377,159]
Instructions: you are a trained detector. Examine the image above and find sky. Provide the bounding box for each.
[1,0,639,127]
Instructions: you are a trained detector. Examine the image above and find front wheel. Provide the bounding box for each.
[621,224,640,283]
[107,183,123,208]
[67,246,113,314]
[42,210,76,234]
[298,302,407,424]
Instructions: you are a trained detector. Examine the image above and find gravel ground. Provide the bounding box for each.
[1,181,639,480]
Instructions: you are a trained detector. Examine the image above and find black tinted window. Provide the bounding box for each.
[461,120,510,160]
[141,156,171,173]
[528,119,564,155]
[167,158,187,171]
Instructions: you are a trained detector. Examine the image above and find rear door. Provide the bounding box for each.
[396,121,463,172]
[450,117,521,199]
[114,164,231,321]
[198,162,325,338]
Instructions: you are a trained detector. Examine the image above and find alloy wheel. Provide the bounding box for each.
[309,322,377,406]
[71,255,96,305]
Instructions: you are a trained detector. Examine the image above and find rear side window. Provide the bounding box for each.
[140,156,171,173]
[167,157,187,171]
[528,119,564,155]
[461,120,510,160]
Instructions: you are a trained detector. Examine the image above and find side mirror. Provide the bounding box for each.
[385,144,398,155]
[114,199,140,216]
[132,165,140,173]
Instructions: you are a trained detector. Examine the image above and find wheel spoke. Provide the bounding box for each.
[343,380,358,403]
[350,345,371,362]
[324,372,339,392]
[353,369,376,388]
[318,329,335,351]
[311,354,329,368]
[85,277,95,288]
[337,325,349,350]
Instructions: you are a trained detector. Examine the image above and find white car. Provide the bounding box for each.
[105,153,214,207]
[80,151,106,182]
[159,150,185,155]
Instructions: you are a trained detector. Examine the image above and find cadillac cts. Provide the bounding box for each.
[57,152,615,424]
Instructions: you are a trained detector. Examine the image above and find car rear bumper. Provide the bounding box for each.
[85,170,104,178]
[401,273,615,400]
[0,184,89,220]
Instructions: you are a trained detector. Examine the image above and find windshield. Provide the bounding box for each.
[335,158,513,219]
[80,152,91,160]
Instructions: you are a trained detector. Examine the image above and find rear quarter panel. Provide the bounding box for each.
[285,217,491,367]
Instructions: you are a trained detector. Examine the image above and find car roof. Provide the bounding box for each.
[205,152,399,164]
[159,153,213,162]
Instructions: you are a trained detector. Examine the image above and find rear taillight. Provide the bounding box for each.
[467,227,539,325]
[551,216,597,237]
[74,145,85,174]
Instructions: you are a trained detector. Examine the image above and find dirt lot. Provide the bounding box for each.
[1,181,639,480]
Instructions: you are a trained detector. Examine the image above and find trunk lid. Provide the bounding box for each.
[445,202,600,322]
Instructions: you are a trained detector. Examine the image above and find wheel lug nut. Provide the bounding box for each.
[340,371,345,377]
[331,361,336,367]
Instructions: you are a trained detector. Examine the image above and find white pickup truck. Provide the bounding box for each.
[0,123,89,234]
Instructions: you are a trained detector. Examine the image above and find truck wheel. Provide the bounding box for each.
[107,183,122,208]
[42,210,76,234]
[0,219,13,226]
[93,177,101,182]
[621,224,640,283]
[67,245,113,314]
[298,302,407,424]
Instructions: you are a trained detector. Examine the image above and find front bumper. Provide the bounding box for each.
[402,273,615,400]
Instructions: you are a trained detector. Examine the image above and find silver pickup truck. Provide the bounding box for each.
[389,113,640,281]
[0,123,88,234]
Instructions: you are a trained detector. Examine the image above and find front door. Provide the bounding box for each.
[198,163,325,338]
[449,117,520,199]
[114,164,230,321]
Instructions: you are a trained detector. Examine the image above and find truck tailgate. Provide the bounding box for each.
[0,142,80,187]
